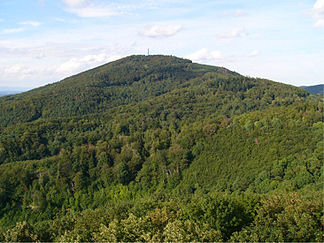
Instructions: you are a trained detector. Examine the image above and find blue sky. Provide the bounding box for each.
[0,0,323,89]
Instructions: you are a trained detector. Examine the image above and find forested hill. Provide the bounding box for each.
[0,55,307,127]
[0,55,237,127]
[300,84,324,96]
[0,55,323,242]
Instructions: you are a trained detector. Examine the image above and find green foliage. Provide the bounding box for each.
[230,193,323,242]
[4,221,37,242]
[180,192,259,240]
[0,55,322,241]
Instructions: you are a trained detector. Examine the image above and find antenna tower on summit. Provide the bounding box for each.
[147,48,150,56]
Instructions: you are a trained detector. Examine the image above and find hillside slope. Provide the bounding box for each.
[0,55,308,127]
[0,55,238,126]
[0,55,322,242]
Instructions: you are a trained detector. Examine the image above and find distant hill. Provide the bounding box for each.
[0,91,22,97]
[300,84,324,96]
[0,92,10,97]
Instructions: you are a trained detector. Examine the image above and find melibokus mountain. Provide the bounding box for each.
[0,55,307,127]
[0,55,237,126]
[0,55,322,242]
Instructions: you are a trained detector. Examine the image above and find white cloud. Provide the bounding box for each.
[139,24,182,37]
[314,0,324,11]
[1,28,24,34]
[314,19,324,27]
[248,50,260,57]
[62,0,158,18]
[216,28,247,39]
[62,0,87,7]
[62,0,121,18]
[57,53,121,74]
[19,21,41,26]
[312,0,324,27]
[68,7,118,18]
[2,64,39,80]
[57,59,81,73]
[185,48,224,62]
[220,9,247,17]
[53,17,66,22]
[3,64,24,74]
[0,63,57,87]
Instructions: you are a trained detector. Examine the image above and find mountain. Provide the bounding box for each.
[0,92,11,97]
[0,55,308,127]
[0,87,27,97]
[0,55,238,126]
[0,91,22,97]
[300,84,324,96]
[0,55,322,242]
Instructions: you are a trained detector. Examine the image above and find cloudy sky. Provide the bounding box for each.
[0,0,323,89]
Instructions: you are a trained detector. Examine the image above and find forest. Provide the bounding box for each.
[0,55,323,242]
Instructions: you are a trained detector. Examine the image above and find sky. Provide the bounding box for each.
[0,0,323,90]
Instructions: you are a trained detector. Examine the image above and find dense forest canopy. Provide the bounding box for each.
[0,55,323,242]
